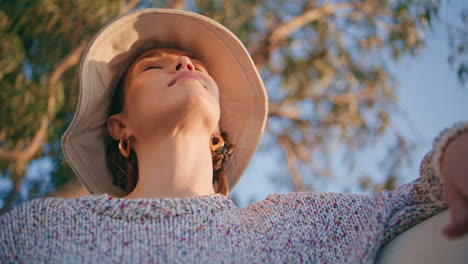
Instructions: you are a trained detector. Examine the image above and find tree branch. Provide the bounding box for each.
[47,42,87,110]
[0,120,48,161]
[120,0,140,14]
[268,101,339,129]
[278,134,306,192]
[0,42,87,161]
[0,1,143,205]
[0,178,20,215]
[0,162,26,215]
[252,2,351,69]
[326,87,379,105]
[166,0,185,9]
[268,102,302,121]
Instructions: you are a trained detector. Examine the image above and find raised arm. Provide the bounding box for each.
[380,121,468,245]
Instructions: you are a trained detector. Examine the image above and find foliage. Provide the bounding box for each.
[448,9,468,86]
[0,0,463,212]
[0,0,124,211]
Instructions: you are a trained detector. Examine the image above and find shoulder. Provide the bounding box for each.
[0,196,78,227]
[264,191,369,204]
[242,191,371,214]
[0,197,80,260]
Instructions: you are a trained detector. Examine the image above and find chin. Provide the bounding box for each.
[168,84,220,130]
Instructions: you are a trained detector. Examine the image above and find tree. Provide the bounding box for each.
[0,0,138,213]
[448,9,468,86]
[0,0,462,213]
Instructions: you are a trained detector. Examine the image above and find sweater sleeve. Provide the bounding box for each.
[373,121,468,246]
[376,149,447,246]
[256,122,468,262]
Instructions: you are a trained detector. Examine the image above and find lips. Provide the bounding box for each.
[168,71,204,88]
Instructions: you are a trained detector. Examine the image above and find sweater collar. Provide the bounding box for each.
[77,193,237,220]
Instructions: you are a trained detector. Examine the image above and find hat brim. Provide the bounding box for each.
[61,8,268,197]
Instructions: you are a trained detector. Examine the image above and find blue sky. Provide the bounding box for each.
[231,1,468,207]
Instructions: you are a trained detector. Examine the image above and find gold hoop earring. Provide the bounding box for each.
[210,132,225,151]
[118,137,131,157]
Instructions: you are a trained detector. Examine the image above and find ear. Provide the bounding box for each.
[212,124,220,135]
[107,113,131,140]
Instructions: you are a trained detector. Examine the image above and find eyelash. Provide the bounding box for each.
[144,66,204,72]
[144,66,163,71]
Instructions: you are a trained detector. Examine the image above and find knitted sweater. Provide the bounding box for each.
[1,122,467,264]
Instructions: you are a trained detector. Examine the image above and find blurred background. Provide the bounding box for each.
[0,0,467,213]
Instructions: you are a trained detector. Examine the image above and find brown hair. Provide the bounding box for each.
[104,61,234,197]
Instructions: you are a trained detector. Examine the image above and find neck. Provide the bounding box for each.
[123,129,216,199]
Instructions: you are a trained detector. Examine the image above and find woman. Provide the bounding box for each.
[1,8,467,263]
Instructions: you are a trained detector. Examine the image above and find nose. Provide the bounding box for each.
[173,56,195,72]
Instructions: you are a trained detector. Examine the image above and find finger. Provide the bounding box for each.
[455,174,468,202]
[441,137,468,200]
[443,182,468,238]
[446,162,468,200]
[444,215,468,238]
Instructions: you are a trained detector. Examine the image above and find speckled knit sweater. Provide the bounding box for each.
[1,122,468,264]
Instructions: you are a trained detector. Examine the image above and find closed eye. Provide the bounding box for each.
[144,66,163,71]
[192,60,208,73]
[194,65,208,73]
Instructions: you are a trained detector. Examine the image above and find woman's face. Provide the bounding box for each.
[112,48,221,141]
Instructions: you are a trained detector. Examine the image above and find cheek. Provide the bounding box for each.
[124,78,167,122]
[212,83,220,103]
[204,76,220,103]
[201,77,220,119]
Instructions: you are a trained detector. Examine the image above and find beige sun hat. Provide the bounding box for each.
[61,8,268,197]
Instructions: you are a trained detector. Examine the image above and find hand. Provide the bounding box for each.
[440,132,468,238]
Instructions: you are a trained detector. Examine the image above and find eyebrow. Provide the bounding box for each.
[138,51,162,61]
